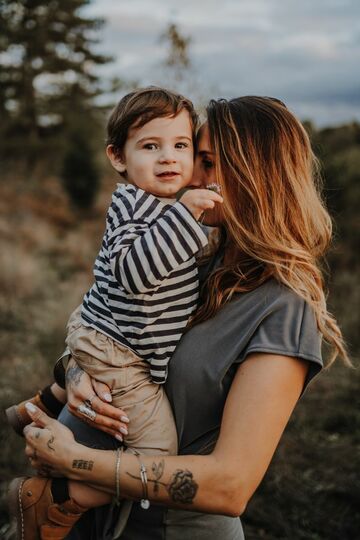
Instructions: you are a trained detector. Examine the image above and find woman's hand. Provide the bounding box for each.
[65,357,129,441]
[24,403,79,478]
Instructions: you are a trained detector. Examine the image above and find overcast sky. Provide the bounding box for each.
[88,0,360,127]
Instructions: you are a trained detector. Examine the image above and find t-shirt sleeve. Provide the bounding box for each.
[236,292,323,389]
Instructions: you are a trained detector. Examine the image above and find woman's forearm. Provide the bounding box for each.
[67,444,242,516]
[25,353,306,518]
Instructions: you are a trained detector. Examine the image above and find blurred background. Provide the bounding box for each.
[0,1,359,538]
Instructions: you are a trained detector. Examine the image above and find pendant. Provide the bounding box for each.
[140,499,150,510]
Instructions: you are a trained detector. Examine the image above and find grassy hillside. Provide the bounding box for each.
[0,173,358,539]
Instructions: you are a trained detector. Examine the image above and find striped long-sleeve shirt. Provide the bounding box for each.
[81,184,208,383]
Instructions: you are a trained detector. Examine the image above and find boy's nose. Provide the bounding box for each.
[158,148,176,163]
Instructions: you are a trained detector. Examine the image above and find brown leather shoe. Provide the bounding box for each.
[5,392,56,437]
[8,477,87,540]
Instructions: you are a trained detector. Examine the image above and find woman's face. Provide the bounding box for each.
[192,124,224,226]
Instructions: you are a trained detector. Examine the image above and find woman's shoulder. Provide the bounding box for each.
[231,279,323,382]
[227,278,309,320]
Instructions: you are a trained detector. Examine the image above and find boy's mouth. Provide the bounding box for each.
[156,171,180,179]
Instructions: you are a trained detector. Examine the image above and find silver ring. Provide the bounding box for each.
[77,404,96,421]
[84,394,97,408]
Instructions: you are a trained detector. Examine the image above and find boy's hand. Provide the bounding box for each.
[179,188,223,221]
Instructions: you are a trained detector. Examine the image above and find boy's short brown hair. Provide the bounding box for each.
[106,86,199,157]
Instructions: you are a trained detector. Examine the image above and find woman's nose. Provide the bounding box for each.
[189,160,205,188]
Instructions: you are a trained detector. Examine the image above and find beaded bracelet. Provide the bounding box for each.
[134,451,150,509]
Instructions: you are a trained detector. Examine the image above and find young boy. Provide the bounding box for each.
[8,87,223,540]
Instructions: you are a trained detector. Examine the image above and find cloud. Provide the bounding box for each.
[87,0,360,126]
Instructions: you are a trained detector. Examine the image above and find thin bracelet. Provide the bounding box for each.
[114,446,123,505]
[134,451,150,509]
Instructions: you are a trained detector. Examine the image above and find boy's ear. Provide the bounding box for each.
[106,145,126,173]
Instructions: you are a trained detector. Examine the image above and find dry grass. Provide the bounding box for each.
[0,176,358,539]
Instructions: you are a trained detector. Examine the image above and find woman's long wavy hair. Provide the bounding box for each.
[191,96,349,366]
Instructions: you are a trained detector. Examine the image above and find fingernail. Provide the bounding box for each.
[120,427,128,436]
[120,416,130,423]
[25,402,37,413]
[115,434,123,442]
[103,393,112,402]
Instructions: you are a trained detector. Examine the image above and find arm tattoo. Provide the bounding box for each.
[167,469,198,504]
[65,364,84,387]
[72,459,94,471]
[151,459,165,494]
[35,431,41,439]
[127,460,198,505]
[47,435,55,451]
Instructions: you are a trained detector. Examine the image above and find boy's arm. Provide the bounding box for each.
[108,189,208,294]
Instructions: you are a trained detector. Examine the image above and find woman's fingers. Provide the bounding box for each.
[24,402,54,428]
[65,359,130,440]
[92,379,113,403]
[91,379,130,424]
[67,398,127,441]
[88,395,128,423]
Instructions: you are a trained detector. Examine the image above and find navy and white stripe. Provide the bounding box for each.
[82,184,208,383]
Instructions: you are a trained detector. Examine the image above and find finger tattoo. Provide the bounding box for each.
[47,435,55,451]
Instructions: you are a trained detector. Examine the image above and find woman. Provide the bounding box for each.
[22,96,348,539]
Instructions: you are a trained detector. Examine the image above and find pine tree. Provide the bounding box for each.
[160,23,191,83]
[61,127,99,209]
[0,0,111,167]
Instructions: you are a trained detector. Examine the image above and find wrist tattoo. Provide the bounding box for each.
[127,460,198,505]
[72,459,94,471]
[66,364,84,387]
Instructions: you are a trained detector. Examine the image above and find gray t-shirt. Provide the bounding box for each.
[166,277,323,456]
[66,253,323,540]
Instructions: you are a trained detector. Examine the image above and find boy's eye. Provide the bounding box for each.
[143,143,158,150]
[175,142,190,149]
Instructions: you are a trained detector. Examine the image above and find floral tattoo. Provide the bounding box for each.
[167,469,198,504]
[127,459,198,504]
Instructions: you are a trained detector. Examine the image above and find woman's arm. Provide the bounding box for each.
[24,353,308,517]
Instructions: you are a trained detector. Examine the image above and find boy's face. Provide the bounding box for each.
[107,110,194,198]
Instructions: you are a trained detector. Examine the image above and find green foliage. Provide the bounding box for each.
[312,123,360,265]
[311,123,360,355]
[0,0,112,169]
[61,129,99,209]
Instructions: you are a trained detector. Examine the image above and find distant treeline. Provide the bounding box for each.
[306,121,360,357]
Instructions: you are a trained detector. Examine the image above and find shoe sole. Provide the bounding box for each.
[5,405,25,437]
[8,477,28,540]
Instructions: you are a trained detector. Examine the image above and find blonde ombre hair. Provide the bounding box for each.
[191,96,349,365]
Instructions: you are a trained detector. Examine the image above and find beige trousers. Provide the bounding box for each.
[65,306,178,456]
